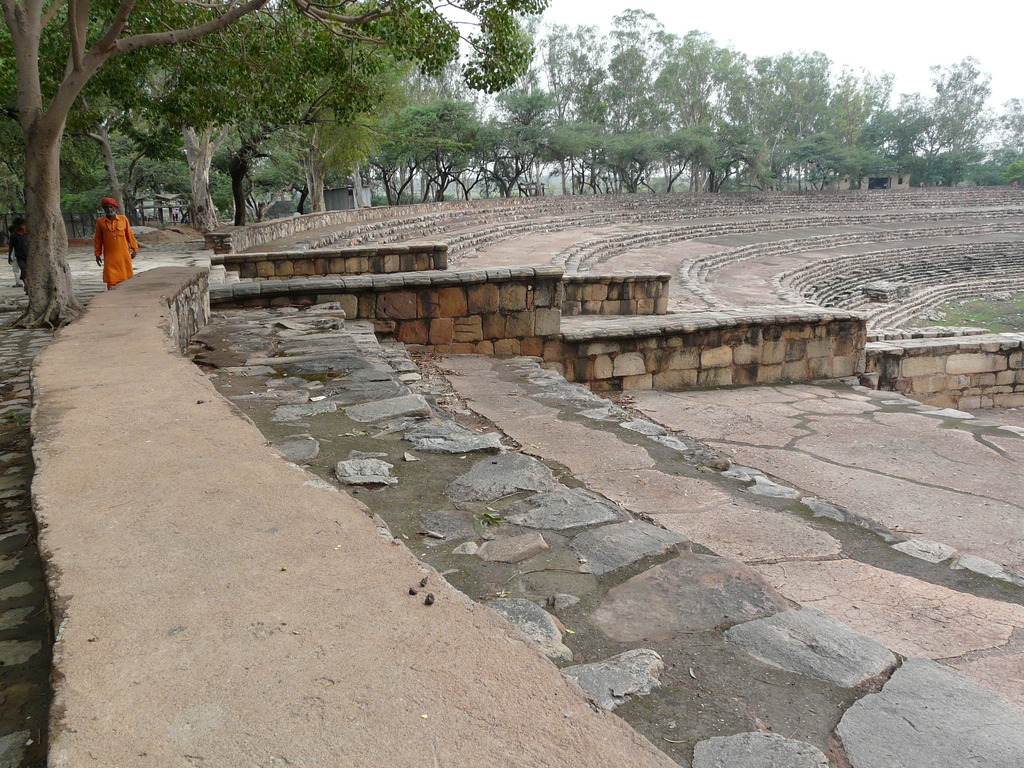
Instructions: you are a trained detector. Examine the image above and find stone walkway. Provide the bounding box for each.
[0,243,211,768]
[194,304,1024,767]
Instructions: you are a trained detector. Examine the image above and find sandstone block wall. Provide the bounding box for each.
[561,274,670,316]
[213,243,447,279]
[549,310,867,391]
[866,334,1024,408]
[211,267,565,356]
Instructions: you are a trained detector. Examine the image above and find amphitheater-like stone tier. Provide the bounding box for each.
[212,242,448,279]
[866,334,1024,408]
[553,309,865,392]
[561,274,670,317]
[212,267,564,356]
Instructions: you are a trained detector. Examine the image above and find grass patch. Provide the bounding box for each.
[910,292,1024,333]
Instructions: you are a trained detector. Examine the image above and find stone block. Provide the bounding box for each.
[482,313,506,340]
[621,373,653,390]
[733,364,759,385]
[494,338,521,355]
[636,298,656,315]
[269,296,292,307]
[358,294,375,317]
[521,337,544,357]
[505,311,536,338]
[733,344,759,365]
[808,356,831,379]
[383,254,400,273]
[655,298,669,314]
[782,360,805,381]
[975,372,997,387]
[256,260,276,278]
[805,338,833,359]
[429,318,454,345]
[761,341,786,365]
[586,283,609,301]
[701,346,733,368]
[436,286,468,317]
[996,370,1016,386]
[785,339,806,362]
[449,343,475,354]
[653,369,698,389]
[275,260,294,277]
[594,354,614,379]
[993,392,1024,407]
[902,356,943,377]
[467,283,499,314]
[499,283,528,311]
[533,281,557,308]
[831,355,858,378]
[378,290,419,320]
[613,352,647,377]
[911,375,947,394]
[698,367,732,387]
[757,364,784,383]
[389,319,425,345]
[946,353,1007,374]
[453,315,483,343]
[666,348,700,370]
[534,308,561,337]
[238,262,257,279]
[542,340,564,362]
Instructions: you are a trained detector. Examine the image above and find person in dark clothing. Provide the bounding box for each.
[7,218,27,292]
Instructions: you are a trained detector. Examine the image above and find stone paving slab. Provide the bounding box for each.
[692,732,829,768]
[836,657,1024,768]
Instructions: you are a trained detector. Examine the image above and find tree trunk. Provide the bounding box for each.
[184,126,229,232]
[352,163,366,207]
[20,121,83,327]
[228,151,250,226]
[302,126,326,212]
[88,122,123,207]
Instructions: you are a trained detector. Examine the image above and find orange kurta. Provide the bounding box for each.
[94,214,139,288]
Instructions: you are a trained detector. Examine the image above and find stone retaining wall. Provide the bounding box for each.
[213,242,447,279]
[561,274,671,316]
[211,267,564,356]
[163,268,211,351]
[549,310,867,392]
[865,334,1024,408]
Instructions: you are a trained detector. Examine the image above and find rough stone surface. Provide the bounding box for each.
[345,394,432,423]
[571,521,687,575]
[419,511,476,541]
[404,420,504,454]
[476,532,550,563]
[562,649,664,710]
[334,458,397,486]
[892,538,957,563]
[692,732,829,768]
[745,476,801,499]
[647,434,689,451]
[487,599,573,661]
[952,554,1024,584]
[0,731,29,768]
[446,453,557,502]
[620,420,668,436]
[271,400,338,422]
[594,553,790,641]
[725,607,897,688]
[504,488,627,530]
[273,437,320,463]
[836,657,1024,768]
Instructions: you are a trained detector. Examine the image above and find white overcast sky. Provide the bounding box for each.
[539,0,1021,111]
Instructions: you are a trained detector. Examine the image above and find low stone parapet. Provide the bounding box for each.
[211,267,564,356]
[212,242,447,279]
[549,309,867,391]
[865,334,1024,408]
[562,274,671,316]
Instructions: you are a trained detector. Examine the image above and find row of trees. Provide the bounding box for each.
[366,12,1024,201]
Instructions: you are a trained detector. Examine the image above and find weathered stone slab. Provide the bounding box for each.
[920,407,976,419]
[745,476,801,499]
[952,554,1024,585]
[593,553,790,642]
[273,437,320,463]
[892,538,957,563]
[446,453,557,502]
[562,649,663,711]
[693,732,828,768]
[487,599,572,661]
[647,434,689,451]
[345,394,431,423]
[324,381,409,406]
[505,488,627,530]
[419,511,476,541]
[477,532,549,563]
[725,607,897,688]
[0,731,29,768]
[334,458,396,486]
[271,400,338,422]
[404,420,503,454]
[571,522,686,575]
[620,420,668,436]
[836,657,1024,768]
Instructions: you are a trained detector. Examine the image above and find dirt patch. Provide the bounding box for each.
[136,226,204,244]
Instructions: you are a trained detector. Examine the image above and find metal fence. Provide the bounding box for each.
[1,210,143,245]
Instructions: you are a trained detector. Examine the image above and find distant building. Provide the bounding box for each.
[837,174,911,191]
[325,187,371,210]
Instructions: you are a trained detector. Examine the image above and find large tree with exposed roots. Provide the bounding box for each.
[1,0,543,327]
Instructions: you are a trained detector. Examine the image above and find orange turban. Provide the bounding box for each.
[101,197,119,208]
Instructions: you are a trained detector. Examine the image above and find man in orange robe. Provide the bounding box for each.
[94,196,139,289]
